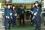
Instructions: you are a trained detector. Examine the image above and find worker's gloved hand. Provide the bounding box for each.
[6,16,9,19]
[10,13,12,16]
[15,13,17,16]
[34,12,37,15]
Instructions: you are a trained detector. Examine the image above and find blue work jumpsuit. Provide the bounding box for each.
[12,9,17,26]
[17,8,25,25]
[31,7,42,30]
[4,8,13,30]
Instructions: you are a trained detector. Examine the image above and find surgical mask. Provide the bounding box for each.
[13,7,15,9]
[8,5,10,9]
[35,3,38,7]
[13,7,15,10]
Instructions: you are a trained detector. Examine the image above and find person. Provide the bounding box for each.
[17,5,25,25]
[4,4,13,30]
[8,4,13,29]
[12,6,17,27]
[30,3,35,25]
[31,1,42,30]
[4,5,8,30]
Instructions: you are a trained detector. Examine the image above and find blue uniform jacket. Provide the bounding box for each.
[12,9,16,16]
[31,7,42,16]
[4,8,13,17]
[31,7,42,20]
[17,8,24,15]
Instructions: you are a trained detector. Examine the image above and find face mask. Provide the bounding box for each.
[13,7,15,10]
[13,7,15,9]
[8,5,10,9]
[35,3,38,6]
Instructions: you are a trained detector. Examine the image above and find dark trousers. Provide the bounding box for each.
[34,15,41,30]
[4,18,10,30]
[12,16,16,26]
[19,14,24,25]
[4,17,13,30]
[9,18,12,29]
[30,14,34,25]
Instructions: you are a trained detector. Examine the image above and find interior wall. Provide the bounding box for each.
[12,3,33,9]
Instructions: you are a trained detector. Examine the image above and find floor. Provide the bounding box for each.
[10,25,34,30]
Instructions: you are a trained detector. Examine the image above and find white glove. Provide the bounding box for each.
[15,13,17,16]
[10,13,12,16]
[6,16,9,19]
[34,12,37,15]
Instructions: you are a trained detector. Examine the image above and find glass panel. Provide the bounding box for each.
[12,0,41,3]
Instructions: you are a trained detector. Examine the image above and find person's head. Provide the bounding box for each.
[33,3,35,8]
[7,4,11,9]
[19,5,23,9]
[35,1,39,7]
[13,6,16,10]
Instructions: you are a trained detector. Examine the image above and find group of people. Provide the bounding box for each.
[4,4,25,30]
[4,1,42,30]
[4,4,16,30]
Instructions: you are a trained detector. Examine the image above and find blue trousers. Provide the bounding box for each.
[4,17,10,30]
[34,15,41,30]
[12,16,16,26]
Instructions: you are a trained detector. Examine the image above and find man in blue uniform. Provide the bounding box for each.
[4,4,13,30]
[12,6,17,27]
[17,5,25,25]
[30,3,35,25]
[4,5,8,30]
[31,1,42,30]
[9,4,13,29]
